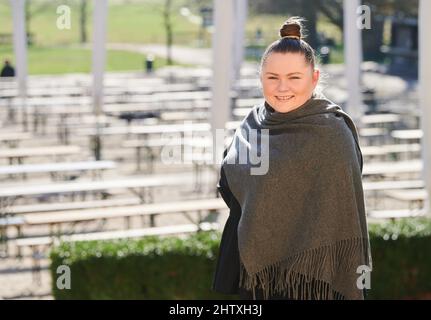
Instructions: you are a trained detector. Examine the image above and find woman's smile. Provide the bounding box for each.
[275,95,295,101]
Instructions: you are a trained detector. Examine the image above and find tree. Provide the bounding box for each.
[79,0,87,43]
[250,0,319,47]
[163,0,174,65]
[315,0,418,61]
[251,0,418,62]
[24,0,52,45]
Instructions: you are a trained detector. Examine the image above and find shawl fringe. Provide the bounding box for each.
[239,237,370,300]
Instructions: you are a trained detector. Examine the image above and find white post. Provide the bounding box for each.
[92,0,108,160]
[343,0,363,125]
[233,0,248,82]
[211,0,234,163]
[419,0,431,216]
[10,0,28,130]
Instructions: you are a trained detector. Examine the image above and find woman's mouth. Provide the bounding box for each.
[275,95,294,101]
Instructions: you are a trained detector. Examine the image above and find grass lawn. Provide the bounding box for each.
[0,45,174,75]
[1,1,343,47]
[0,0,201,46]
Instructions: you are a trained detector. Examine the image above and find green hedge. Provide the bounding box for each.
[367,218,431,299]
[50,231,235,300]
[50,218,431,300]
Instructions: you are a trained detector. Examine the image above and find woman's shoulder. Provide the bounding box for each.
[234,102,264,128]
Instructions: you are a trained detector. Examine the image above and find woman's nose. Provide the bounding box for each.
[277,79,290,92]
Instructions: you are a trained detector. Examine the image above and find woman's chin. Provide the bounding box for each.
[272,102,298,113]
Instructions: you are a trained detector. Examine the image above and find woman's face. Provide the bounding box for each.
[260,52,319,113]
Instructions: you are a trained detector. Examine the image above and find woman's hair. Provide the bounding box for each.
[259,17,317,74]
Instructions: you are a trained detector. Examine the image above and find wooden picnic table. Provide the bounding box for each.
[1,83,199,99]
[362,159,422,176]
[362,179,424,191]
[1,87,87,98]
[362,179,425,208]
[358,127,389,145]
[0,160,116,180]
[0,132,32,148]
[7,221,218,262]
[122,137,213,171]
[361,113,401,126]
[367,208,426,219]
[0,145,81,165]
[20,198,226,229]
[77,122,212,137]
[391,129,423,141]
[383,189,427,209]
[361,143,421,161]
[0,172,193,206]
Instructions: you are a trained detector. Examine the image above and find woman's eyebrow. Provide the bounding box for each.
[265,72,303,76]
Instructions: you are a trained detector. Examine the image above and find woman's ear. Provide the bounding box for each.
[312,69,320,87]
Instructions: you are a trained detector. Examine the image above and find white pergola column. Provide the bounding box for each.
[419,0,431,216]
[92,0,108,160]
[11,0,28,130]
[233,0,248,82]
[211,0,235,162]
[343,0,363,125]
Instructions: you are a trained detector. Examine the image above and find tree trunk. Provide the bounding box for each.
[362,15,384,61]
[80,0,87,43]
[25,0,31,45]
[301,0,318,48]
[164,0,173,65]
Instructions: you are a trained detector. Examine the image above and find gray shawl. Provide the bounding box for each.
[222,94,372,300]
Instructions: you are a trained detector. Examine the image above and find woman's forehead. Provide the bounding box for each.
[263,52,309,73]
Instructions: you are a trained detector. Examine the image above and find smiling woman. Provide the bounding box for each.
[212,17,372,300]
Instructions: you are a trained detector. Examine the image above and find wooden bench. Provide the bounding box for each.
[2,198,226,257]
[13,222,219,247]
[159,111,208,123]
[362,179,425,208]
[18,198,227,231]
[0,173,197,223]
[361,113,401,127]
[122,137,212,171]
[0,160,116,180]
[362,179,424,191]
[235,98,263,108]
[358,127,389,145]
[0,216,26,257]
[361,143,421,161]
[367,208,426,220]
[0,145,81,165]
[362,159,422,177]
[0,172,192,200]
[7,197,142,215]
[77,122,212,137]
[10,221,219,278]
[391,129,423,142]
[0,132,32,148]
[383,189,427,209]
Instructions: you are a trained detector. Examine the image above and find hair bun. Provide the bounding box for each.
[279,17,304,39]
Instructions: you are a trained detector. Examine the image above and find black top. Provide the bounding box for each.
[211,145,242,295]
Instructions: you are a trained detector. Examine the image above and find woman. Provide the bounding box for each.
[211,17,372,300]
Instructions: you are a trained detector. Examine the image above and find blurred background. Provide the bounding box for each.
[0,0,430,300]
